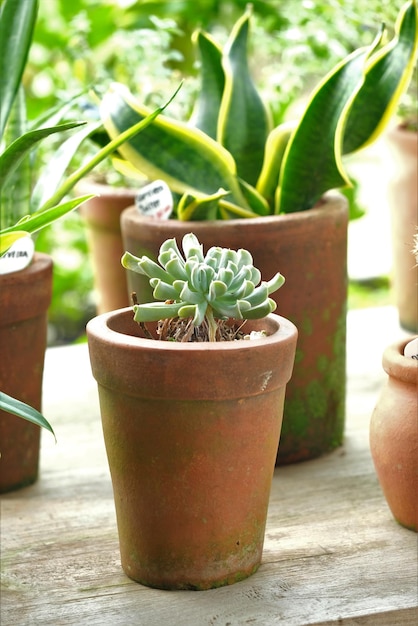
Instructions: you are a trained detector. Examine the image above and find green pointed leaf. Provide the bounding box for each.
[0,391,55,439]
[1,195,95,238]
[0,121,87,194]
[0,231,29,255]
[218,7,271,186]
[177,188,229,221]
[133,301,183,323]
[100,83,248,208]
[31,120,103,211]
[343,0,418,154]
[256,120,296,209]
[190,30,224,138]
[277,46,370,214]
[0,0,38,138]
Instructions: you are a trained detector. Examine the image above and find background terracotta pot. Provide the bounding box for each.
[78,180,136,313]
[120,192,348,464]
[87,308,297,590]
[0,253,53,492]
[370,337,417,532]
[386,125,418,333]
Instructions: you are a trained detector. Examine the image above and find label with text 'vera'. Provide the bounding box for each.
[135,180,173,220]
[0,236,34,275]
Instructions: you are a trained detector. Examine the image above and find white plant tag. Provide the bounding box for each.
[135,180,173,219]
[0,236,35,275]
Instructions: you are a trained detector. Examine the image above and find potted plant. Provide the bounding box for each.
[385,64,418,333]
[0,0,179,492]
[369,336,417,532]
[86,233,297,589]
[96,2,418,464]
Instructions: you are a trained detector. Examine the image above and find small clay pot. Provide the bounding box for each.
[78,180,137,313]
[0,253,53,492]
[369,337,418,531]
[87,308,297,589]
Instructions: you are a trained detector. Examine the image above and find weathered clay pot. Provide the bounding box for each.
[0,253,53,492]
[386,125,418,333]
[78,180,137,313]
[120,192,348,464]
[370,337,418,531]
[87,308,297,590]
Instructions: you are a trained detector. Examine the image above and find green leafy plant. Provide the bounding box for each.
[100,1,418,219]
[0,0,179,430]
[122,233,285,342]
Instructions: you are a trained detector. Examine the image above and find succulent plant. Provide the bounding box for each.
[122,233,284,342]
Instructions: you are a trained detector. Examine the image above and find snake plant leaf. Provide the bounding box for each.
[0,391,55,438]
[276,45,372,214]
[0,0,38,138]
[237,178,270,216]
[100,83,249,209]
[218,198,265,219]
[189,30,224,138]
[177,188,230,220]
[343,0,418,154]
[218,6,271,187]
[0,121,87,194]
[256,120,297,210]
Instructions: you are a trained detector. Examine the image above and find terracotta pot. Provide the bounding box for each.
[370,337,418,531]
[87,308,297,590]
[120,192,348,464]
[0,253,53,492]
[386,126,418,333]
[78,180,137,313]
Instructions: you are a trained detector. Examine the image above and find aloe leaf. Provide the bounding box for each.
[100,83,248,209]
[189,30,224,138]
[0,391,55,439]
[343,0,418,154]
[0,121,86,194]
[277,46,370,214]
[31,120,103,211]
[0,0,38,138]
[218,7,271,186]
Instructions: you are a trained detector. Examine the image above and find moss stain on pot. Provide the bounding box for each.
[279,308,346,461]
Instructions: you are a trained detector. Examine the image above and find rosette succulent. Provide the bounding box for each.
[122,233,284,342]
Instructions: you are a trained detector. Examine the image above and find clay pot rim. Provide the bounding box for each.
[87,307,297,353]
[121,190,347,230]
[382,336,418,384]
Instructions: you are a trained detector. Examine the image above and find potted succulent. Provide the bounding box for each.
[0,0,178,492]
[96,1,418,464]
[87,233,298,590]
[369,336,418,532]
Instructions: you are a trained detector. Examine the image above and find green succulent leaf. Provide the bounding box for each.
[124,233,285,339]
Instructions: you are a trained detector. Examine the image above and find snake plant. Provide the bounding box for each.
[122,233,284,342]
[0,0,178,431]
[100,1,418,219]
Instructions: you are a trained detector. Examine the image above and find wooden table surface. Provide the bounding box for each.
[1,306,417,626]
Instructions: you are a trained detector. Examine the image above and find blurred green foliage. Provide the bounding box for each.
[25,0,405,342]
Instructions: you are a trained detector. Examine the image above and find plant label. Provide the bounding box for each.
[404,337,418,360]
[135,180,173,219]
[0,236,34,275]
